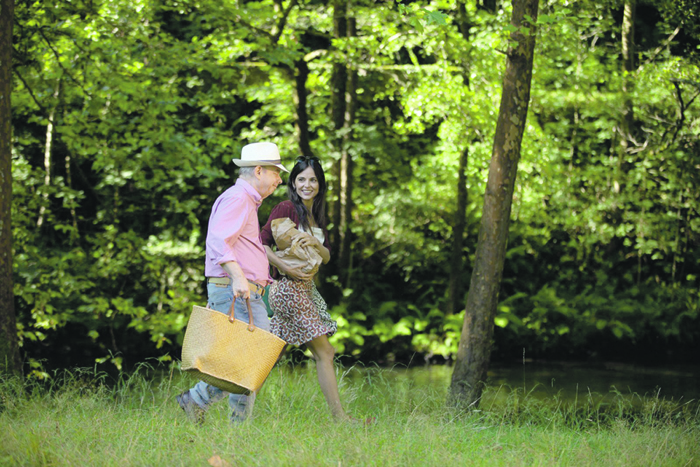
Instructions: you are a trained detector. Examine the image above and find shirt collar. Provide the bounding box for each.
[235,178,262,207]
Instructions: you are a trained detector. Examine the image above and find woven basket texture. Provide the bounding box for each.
[181,305,286,394]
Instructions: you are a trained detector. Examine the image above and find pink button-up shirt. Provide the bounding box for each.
[204,179,272,285]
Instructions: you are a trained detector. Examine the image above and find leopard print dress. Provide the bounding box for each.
[269,277,337,345]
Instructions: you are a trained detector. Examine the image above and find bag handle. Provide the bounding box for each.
[228,296,256,332]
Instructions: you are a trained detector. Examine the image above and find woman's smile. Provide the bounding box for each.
[295,166,319,202]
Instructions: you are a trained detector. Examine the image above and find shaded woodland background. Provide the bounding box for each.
[5,0,700,377]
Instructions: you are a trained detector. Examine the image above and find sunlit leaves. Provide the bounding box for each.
[9,0,700,369]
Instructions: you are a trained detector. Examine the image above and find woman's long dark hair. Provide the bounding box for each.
[287,156,327,232]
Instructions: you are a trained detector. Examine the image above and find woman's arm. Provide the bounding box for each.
[293,232,330,264]
[317,243,331,264]
[264,245,313,281]
[261,201,298,247]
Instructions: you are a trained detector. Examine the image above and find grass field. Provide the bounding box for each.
[1,360,698,466]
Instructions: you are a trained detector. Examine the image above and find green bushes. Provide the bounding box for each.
[323,232,699,364]
[10,0,700,373]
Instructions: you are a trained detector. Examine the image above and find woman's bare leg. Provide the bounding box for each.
[305,335,348,420]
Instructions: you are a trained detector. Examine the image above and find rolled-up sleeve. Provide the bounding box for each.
[207,194,252,265]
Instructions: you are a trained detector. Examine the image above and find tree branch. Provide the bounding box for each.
[12,68,46,113]
[235,0,297,44]
[272,0,298,44]
[38,29,93,98]
[662,80,699,148]
[235,16,274,40]
[639,23,682,70]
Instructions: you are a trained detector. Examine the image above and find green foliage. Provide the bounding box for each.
[9,0,700,369]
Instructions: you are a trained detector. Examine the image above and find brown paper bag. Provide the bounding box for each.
[271,218,323,275]
[271,218,299,250]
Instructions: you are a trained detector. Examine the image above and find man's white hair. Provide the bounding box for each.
[238,166,256,178]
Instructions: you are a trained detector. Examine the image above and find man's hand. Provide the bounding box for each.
[222,261,250,300]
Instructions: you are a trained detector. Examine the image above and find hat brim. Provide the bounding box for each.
[232,159,290,173]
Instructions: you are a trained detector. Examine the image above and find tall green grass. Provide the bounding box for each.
[1,360,698,466]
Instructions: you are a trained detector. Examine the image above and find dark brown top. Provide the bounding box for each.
[260,200,331,278]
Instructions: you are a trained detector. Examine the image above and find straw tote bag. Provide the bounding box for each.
[181,297,287,394]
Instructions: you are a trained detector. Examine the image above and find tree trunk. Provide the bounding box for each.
[294,59,314,158]
[0,0,22,376]
[37,78,61,228]
[616,0,635,195]
[448,146,469,315]
[620,0,637,273]
[65,152,78,242]
[620,0,635,150]
[448,1,472,315]
[448,0,539,409]
[329,0,347,249]
[338,15,356,287]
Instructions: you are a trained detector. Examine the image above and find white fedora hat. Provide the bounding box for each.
[233,142,289,173]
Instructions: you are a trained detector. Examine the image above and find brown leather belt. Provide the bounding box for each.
[206,277,266,296]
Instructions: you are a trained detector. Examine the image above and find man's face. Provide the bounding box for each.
[257,166,283,199]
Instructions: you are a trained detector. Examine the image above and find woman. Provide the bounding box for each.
[260,156,353,421]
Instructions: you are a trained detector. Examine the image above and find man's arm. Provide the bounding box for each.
[208,194,250,270]
[222,261,250,300]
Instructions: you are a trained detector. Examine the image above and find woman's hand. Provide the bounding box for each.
[280,262,313,281]
[292,232,322,250]
[292,232,330,264]
[265,245,312,281]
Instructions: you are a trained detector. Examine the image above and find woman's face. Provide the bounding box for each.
[294,166,319,203]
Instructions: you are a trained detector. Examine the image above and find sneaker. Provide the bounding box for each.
[230,410,247,425]
[229,392,253,425]
[176,390,206,425]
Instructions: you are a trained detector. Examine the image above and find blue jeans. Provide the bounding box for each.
[188,283,271,420]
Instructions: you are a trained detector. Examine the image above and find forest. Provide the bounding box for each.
[2,0,699,378]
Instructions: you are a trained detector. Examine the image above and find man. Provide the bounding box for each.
[177,141,289,424]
